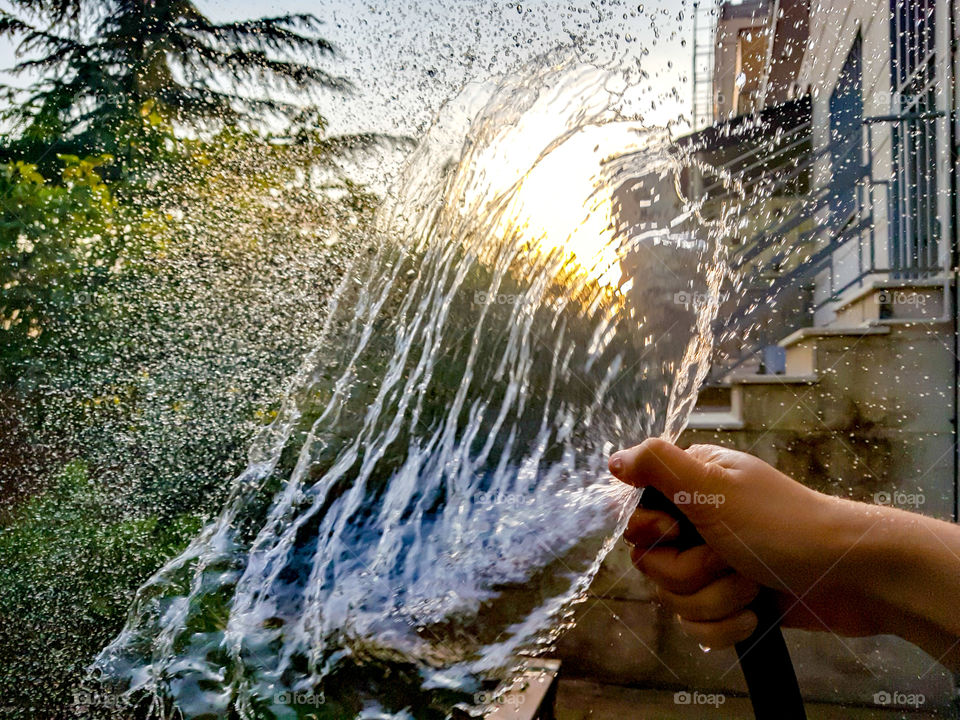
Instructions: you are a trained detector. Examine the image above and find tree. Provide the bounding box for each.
[0,0,349,159]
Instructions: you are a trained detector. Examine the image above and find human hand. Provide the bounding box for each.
[609,439,897,648]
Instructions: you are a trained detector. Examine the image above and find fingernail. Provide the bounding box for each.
[609,452,624,475]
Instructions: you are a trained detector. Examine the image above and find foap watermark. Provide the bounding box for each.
[474,690,526,708]
[473,291,522,306]
[72,690,131,712]
[872,690,925,708]
[874,490,925,508]
[70,290,107,308]
[276,690,325,707]
[673,690,726,707]
[673,290,724,310]
[471,491,534,510]
[674,490,725,508]
[874,90,935,115]
[877,289,927,307]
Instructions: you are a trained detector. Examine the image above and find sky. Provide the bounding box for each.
[0,0,697,139]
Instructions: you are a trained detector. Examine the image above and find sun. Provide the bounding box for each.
[506,124,626,290]
[451,72,660,296]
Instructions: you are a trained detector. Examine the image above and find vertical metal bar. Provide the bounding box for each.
[922,3,933,274]
[949,0,960,526]
[931,110,937,272]
[896,0,904,90]
[870,187,877,274]
[858,179,865,285]
[891,0,903,277]
[896,0,910,277]
[901,119,910,276]
[905,113,916,276]
[935,0,952,275]
[916,0,923,86]
[867,122,878,275]
[919,113,929,273]
[692,1,699,128]
[902,0,908,88]
[928,0,936,273]
[906,7,919,279]
[897,122,907,276]
[830,234,836,298]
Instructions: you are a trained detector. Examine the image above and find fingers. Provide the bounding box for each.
[678,610,759,649]
[628,528,760,647]
[623,508,681,547]
[609,438,726,502]
[657,573,760,622]
[630,544,731,595]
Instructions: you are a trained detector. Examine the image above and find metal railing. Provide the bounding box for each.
[689,106,946,382]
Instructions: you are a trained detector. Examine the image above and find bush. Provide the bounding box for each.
[0,461,202,717]
[0,156,119,386]
[0,129,377,717]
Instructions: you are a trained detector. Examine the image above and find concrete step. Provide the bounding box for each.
[688,384,743,429]
[832,278,950,327]
[689,375,819,431]
[690,316,949,432]
[780,325,891,376]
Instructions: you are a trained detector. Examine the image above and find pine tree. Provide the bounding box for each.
[0,0,349,157]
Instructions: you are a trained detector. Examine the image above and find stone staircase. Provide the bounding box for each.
[685,278,955,519]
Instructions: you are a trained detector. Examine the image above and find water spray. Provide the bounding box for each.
[92,61,802,719]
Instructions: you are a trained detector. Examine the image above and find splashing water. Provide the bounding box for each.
[93,61,724,719]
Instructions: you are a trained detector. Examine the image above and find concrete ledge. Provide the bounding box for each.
[833,277,951,315]
[779,325,890,348]
[868,317,953,328]
[732,373,819,385]
[686,411,744,429]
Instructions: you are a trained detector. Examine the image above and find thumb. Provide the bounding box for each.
[609,438,725,502]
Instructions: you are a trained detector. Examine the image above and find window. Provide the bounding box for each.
[828,33,864,229]
[889,0,938,277]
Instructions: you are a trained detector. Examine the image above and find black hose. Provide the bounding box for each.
[636,485,807,720]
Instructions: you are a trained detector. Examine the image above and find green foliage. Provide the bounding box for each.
[0,32,378,710]
[0,155,119,384]
[0,461,202,717]
[0,129,374,714]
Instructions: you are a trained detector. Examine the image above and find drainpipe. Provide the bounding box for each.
[950,0,959,526]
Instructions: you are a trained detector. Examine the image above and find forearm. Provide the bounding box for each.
[837,499,960,669]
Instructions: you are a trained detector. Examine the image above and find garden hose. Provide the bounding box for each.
[637,485,808,720]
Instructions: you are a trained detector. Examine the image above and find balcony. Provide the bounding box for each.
[673,95,947,381]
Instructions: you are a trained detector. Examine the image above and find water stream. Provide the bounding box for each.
[93,60,725,720]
